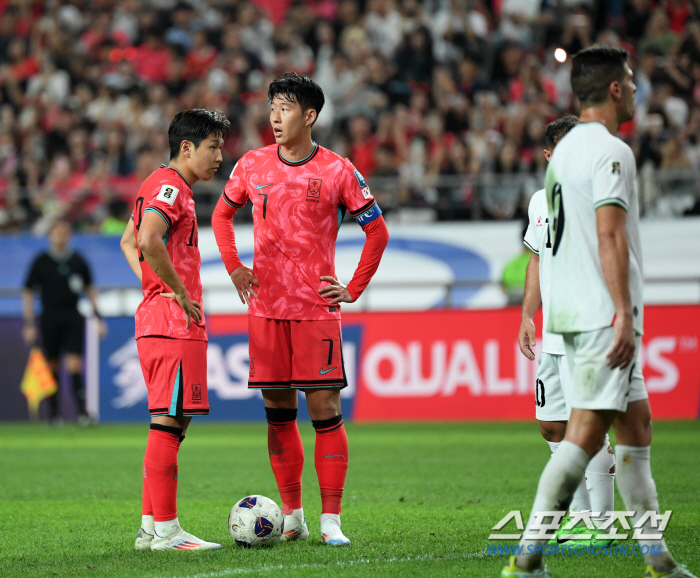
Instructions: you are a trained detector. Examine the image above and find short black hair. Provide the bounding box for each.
[544,115,579,150]
[571,45,629,106]
[268,72,325,125]
[168,109,231,159]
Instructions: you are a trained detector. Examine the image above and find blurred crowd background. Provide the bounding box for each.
[1,0,700,233]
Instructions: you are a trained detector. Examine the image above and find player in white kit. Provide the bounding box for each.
[519,115,618,542]
[503,46,696,578]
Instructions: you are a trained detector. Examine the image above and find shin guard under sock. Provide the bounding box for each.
[313,414,348,515]
[144,424,182,522]
[266,407,304,513]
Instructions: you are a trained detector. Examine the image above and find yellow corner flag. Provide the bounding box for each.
[20,347,57,418]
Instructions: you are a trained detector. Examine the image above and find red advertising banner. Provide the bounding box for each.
[348,306,700,422]
[207,305,700,422]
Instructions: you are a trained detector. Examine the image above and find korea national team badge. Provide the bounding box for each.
[157,184,180,205]
[307,178,322,198]
[192,384,201,403]
[612,161,621,175]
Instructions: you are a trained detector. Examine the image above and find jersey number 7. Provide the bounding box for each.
[551,183,565,256]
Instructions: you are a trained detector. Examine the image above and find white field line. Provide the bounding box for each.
[154,551,485,578]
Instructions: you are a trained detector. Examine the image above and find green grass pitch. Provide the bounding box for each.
[1,421,698,578]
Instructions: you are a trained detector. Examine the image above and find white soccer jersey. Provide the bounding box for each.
[523,189,566,355]
[544,121,644,335]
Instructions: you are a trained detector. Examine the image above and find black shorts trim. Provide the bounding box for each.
[248,380,292,387]
[149,407,169,415]
[183,409,209,415]
[292,382,347,389]
[290,378,346,385]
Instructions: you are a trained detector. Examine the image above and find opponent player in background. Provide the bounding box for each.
[212,73,389,546]
[120,109,231,551]
[503,46,695,578]
[519,115,618,543]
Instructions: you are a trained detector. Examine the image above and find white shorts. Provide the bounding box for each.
[563,327,648,412]
[535,352,572,422]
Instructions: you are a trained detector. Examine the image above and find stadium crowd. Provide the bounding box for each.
[0,0,699,231]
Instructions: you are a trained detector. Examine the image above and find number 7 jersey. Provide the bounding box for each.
[545,122,644,335]
[219,143,383,321]
[132,165,207,341]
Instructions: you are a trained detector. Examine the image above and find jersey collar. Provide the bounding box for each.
[277,141,319,167]
[161,164,192,188]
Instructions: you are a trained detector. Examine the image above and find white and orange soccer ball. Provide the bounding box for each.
[228,495,283,547]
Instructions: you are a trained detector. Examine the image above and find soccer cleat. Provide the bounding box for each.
[321,518,350,546]
[150,525,222,551]
[501,556,551,577]
[279,515,309,542]
[135,527,154,550]
[548,518,617,547]
[645,565,698,578]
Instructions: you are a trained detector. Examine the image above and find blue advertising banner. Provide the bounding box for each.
[98,317,361,422]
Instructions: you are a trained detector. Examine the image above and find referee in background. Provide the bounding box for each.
[22,220,105,425]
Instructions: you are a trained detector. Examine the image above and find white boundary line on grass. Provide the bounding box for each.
[154,551,485,578]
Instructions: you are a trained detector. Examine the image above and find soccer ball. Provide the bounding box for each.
[228,495,283,548]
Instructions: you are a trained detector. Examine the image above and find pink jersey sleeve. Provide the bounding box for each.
[338,160,383,226]
[143,179,186,230]
[213,158,248,274]
[222,159,248,210]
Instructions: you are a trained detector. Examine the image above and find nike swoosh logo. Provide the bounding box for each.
[256,184,273,189]
[325,454,343,459]
[269,447,289,454]
[320,367,336,375]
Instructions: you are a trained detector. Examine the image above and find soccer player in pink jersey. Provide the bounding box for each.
[120,109,230,551]
[212,73,390,546]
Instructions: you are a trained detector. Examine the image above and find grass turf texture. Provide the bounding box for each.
[0,422,698,578]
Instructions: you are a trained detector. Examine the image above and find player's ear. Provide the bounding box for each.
[180,140,192,158]
[305,108,317,128]
[610,80,622,101]
[544,149,551,162]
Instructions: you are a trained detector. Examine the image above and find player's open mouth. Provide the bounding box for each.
[274,129,283,137]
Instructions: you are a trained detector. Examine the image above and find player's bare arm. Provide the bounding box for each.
[230,265,259,305]
[137,210,201,329]
[120,219,142,282]
[318,276,353,304]
[597,204,635,369]
[518,252,541,361]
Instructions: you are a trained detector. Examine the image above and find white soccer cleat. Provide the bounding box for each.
[150,524,223,551]
[279,515,309,542]
[134,527,154,551]
[321,517,350,546]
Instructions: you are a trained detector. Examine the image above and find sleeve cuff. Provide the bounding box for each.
[221,252,244,275]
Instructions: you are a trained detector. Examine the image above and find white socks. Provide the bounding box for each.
[615,445,676,572]
[154,517,180,538]
[320,513,340,526]
[517,441,589,567]
[290,508,304,523]
[141,514,154,534]
[547,434,615,523]
[586,434,615,523]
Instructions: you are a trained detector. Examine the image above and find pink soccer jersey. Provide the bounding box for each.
[218,143,382,321]
[133,165,207,341]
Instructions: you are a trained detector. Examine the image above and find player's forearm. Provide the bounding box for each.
[21,290,35,325]
[212,196,244,274]
[346,216,389,301]
[521,253,542,321]
[139,237,187,296]
[598,230,632,319]
[120,222,142,281]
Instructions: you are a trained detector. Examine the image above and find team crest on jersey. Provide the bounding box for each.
[157,184,179,205]
[307,178,322,198]
[536,216,543,227]
[249,357,255,377]
[192,384,201,403]
[612,161,621,175]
